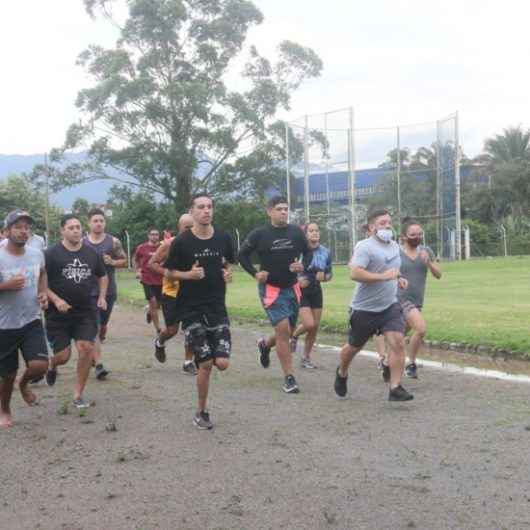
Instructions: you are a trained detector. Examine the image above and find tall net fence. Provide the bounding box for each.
[285,109,461,261]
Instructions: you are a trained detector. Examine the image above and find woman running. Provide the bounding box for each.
[398,218,442,378]
[291,222,333,368]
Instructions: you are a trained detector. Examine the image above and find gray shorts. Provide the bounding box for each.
[400,299,422,319]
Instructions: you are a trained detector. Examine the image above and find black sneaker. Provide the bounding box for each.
[193,410,213,430]
[258,338,270,368]
[182,362,197,376]
[46,368,57,387]
[381,362,391,383]
[30,375,45,385]
[388,385,414,401]
[334,366,348,397]
[405,362,418,379]
[282,374,299,394]
[95,363,109,380]
[154,338,166,363]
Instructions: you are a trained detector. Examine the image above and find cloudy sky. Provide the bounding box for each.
[1,0,529,158]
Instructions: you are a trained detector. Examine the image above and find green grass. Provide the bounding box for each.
[117,257,530,355]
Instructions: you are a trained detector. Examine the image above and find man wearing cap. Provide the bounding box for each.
[0,210,49,428]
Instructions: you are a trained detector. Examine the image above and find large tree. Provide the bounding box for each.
[43,0,322,213]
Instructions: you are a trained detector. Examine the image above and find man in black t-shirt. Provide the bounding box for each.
[44,214,108,409]
[165,194,235,430]
[238,196,311,394]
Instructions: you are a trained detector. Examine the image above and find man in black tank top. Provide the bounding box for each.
[84,208,127,380]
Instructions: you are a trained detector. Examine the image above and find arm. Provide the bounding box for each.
[37,267,48,309]
[427,261,442,279]
[420,247,442,279]
[47,287,71,313]
[107,237,128,268]
[98,274,109,300]
[350,266,399,283]
[238,236,259,278]
[148,241,171,276]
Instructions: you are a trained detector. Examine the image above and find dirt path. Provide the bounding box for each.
[2,305,530,530]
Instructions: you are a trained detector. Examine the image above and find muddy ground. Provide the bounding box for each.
[2,304,530,530]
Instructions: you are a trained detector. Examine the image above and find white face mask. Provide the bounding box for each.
[376,228,393,242]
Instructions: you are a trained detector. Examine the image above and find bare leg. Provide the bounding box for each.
[406,309,426,364]
[264,334,276,349]
[293,307,314,340]
[74,341,94,400]
[0,373,16,428]
[303,309,321,361]
[384,331,406,389]
[158,324,179,344]
[19,360,48,405]
[374,334,386,361]
[148,297,161,332]
[274,319,293,376]
[338,343,362,377]
[92,337,102,365]
[196,360,213,412]
[50,347,72,369]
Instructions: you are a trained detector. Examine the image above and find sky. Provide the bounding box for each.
[1,0,529,159]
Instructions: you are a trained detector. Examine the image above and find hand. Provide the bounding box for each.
[3,274,25,290]
[381,268,400,281]
[103,254,114,266]
[37,292,48,310]
[315,271,326,282]
[135,271,142,280]
[398,277,409,290]
[97,297,108,311]
[255,270,269,284]
[223,268,233,283]
[55,299,72,313]
[299,277,310,289]
[289,258,304,274]
[188,261,205,281]
[419,249,430,264]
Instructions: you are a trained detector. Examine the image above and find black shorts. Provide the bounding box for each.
[300,283,323,309]
[181,305,231,367]
[0,320,49,377]
[161,295,180,327]
[143,283,162,303]
[348,302,405,349]
[92,295,116,328]
[45,309,98,353]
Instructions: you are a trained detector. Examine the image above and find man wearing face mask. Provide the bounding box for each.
[398,219,442,379]
[334,209,414,402]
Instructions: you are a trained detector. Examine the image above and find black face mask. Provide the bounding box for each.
[407,237,422,248]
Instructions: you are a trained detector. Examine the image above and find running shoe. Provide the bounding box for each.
[182,361,197,375]
[72,397,91,409]
[154,338,166,363]
[95,363,109,380]
[257,338,270,368]
[334,366,348,397]
[45,368,57,387]
[405,362,418,379]
[283,374,300,394]
[301,357,316,369]
[381,362,391,383]
[289,336,298,353]
[388,385,414,401]
[193,410,213,430]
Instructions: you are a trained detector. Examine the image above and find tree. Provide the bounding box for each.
[43,0,323,213]
[72,197,91,218]
[481,126,530,164]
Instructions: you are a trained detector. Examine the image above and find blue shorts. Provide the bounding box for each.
[258,284,300,328]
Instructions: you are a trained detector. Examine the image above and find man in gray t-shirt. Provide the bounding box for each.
[334,209,413,402]
[0,210,49,429]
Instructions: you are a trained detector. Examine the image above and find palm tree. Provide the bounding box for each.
[482,126,530,164]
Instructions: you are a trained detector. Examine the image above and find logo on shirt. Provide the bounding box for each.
[271,239,293,251]
[385,254,399,264]
[62,258,92,284]
[194,248,220,259]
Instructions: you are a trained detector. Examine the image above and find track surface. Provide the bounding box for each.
[2,305,530,530]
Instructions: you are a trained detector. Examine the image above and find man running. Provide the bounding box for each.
[44,214,108,408]
[334,209,414,402]
[399,218,442,379]
[238,196,311,394]
[165,195,235,429]
[0,210,49,427]
[149,213,196,374]
[83,208,127,380]
[135,228,163,335]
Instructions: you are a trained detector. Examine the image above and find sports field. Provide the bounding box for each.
[118,257,530,357]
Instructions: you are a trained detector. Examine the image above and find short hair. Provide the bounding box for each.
[367,208,390,224]
[148,227,159,234]
[88,208,105,219]
[303,222,319,234]
[189,193,213,208]
[267,196,288,209]
[60,214,80,227]
[401,217,422,235]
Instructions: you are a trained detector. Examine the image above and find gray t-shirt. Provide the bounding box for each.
[351,236,400,312]
[0,246,44,329]
[397,246,434,308]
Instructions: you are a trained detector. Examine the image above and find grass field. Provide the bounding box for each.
[117,257,530,356]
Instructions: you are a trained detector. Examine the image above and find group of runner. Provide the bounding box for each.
[0,194,440,430]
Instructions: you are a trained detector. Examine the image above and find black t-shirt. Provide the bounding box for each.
[165,228,235,311]
[238,224,311,288]
[45,242,106,313]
